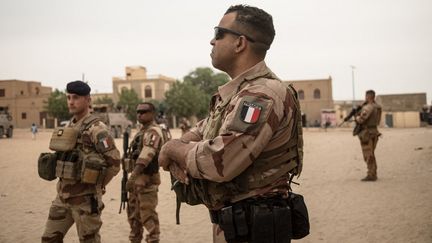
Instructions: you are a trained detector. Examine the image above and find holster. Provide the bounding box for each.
[214,196,293,243]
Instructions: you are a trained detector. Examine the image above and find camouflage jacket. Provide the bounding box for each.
[355,102,382,135]
[185,61,303,207]
[57,113,121,199]
[131,121,165,187]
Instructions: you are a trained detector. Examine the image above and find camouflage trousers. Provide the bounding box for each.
[359,135,379,178]
[41,194,104,243]
[127,182,160,243]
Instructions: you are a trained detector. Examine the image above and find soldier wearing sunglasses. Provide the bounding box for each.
[160,5,305,243]
[124,102,168,243]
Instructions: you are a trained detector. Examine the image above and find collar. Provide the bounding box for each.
[70,112,91,127]
[217,61,274,102]
[140,121,157,130]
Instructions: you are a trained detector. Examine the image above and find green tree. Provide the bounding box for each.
[183,67,229,95]
[45,89,70,121]
[117,89,141,123]
[93,96,114,107]
[165,81,209,119]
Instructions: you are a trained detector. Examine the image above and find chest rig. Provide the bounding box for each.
[125,126,161,175]
[48,115,107,184]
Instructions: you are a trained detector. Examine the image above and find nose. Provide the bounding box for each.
[210,38,215,46]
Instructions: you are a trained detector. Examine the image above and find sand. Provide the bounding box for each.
[0,127,431,243]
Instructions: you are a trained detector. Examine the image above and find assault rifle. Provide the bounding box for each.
[339,102,367,136]
[119,130,129,214]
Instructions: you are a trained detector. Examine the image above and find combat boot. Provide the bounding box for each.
[361,176,377,182]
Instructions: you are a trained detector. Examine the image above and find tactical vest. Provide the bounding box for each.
[364,103,382,127]
[180,80,304,208]
[125,124,166,175]
[48,115,107,184]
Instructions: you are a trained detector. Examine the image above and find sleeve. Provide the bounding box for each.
[356,104,373,124]
[136,129,161,167]
[89,122,121,184]
[185,90,283,183]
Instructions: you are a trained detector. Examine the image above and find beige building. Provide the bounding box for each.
[376,93,426,128]
[285,77,334,126]
[335,93,427,128]
[0,80,52,128]
[112,66,176,103]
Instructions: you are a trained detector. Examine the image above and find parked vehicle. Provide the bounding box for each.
[91,104,132,138]
[0,107,13,138]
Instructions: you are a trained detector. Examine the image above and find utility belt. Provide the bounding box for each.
[209,193,309,243]
[38,150,107,185]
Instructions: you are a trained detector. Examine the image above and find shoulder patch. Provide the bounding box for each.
[227,95,273,134]
[95,130,115,153]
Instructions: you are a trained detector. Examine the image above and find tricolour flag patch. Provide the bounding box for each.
[240,101,262,124]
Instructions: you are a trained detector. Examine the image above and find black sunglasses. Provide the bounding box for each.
[136,109,152,115]
[214,26,256,43]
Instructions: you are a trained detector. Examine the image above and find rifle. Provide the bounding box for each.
[119,130,129,214]
[339,102,367,135]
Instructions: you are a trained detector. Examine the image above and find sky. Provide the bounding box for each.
[1,0,431,102]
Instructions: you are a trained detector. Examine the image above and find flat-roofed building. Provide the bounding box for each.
[112,66,176,103]
[284,76,334,127]
[0,79,52,128]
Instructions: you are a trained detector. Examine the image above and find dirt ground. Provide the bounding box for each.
[0,127,431,243]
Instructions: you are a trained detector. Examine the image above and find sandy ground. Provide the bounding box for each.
[0,127,431,243]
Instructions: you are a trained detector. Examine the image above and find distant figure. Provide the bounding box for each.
[355,90,382,181]
[178,117,191,135]
[324,116,331,131]
[30,123,38,140]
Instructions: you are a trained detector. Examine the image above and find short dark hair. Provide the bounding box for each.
[366,90,376,98]
[225,5,275,53]
[137,102,156,112]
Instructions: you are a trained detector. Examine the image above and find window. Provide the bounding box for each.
[20,90,24,95]
[0,89,5,97]
[313,89,321,99]
[145,85,152,98]
[22,112,27,119]
[298,90,305,100]
[35,87,40,95]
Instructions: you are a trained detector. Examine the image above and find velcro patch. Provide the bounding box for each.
[240,101,262,124]
[96,131,115,153]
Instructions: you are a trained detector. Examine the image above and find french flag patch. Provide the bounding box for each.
[240,101,262,124]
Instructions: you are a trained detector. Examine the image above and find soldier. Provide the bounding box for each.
[355,90,382,181]
[41,81,121,242]
[125,102,167,243]
[159,5,304,243]
[178,117,191,136]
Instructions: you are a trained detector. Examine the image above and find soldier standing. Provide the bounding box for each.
[125,102,166,243]
[355,90,382,181]
[41,81,121,242]
[159,5,304,243]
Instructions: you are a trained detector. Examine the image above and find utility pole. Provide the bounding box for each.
[350,65,356,108]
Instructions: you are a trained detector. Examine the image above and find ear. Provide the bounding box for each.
[234,36,248,53]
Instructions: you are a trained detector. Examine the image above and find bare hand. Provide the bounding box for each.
[169,163,189,185]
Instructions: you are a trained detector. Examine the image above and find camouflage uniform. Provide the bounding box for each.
[127,122,165,243]
[42,113,121,243]
[356,102,382,180]
[184,61,303,242]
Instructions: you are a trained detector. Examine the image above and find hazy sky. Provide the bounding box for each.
[1,0,431,102]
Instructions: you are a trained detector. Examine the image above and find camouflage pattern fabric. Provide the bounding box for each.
[127,122,165,243]
[356,102,382,179]
[185,61,303,209]
[42,113,121,242]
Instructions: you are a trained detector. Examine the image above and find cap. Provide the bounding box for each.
[66,80,91,96]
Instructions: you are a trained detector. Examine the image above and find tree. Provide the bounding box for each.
[117,89,141,123]
[183,67,229,95]
[93,96,114,107]
[45,89,70,121]
[164,81,209,119]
